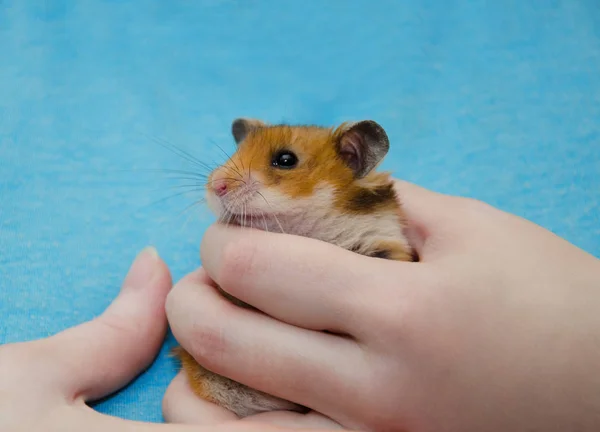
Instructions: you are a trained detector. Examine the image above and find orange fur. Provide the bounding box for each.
[213,124,404,199]
[209,125,348,199]
[369,239,414,261]
[172,346,216,402]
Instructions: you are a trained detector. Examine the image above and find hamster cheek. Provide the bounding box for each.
[249,188,295,214]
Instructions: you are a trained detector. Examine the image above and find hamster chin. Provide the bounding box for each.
[205,181,332,235]
[204,184,287,230]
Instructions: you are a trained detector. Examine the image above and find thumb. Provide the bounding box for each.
[39,246,172,402]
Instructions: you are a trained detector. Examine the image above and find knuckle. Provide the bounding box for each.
[166,277,206,327]
[188,320,228,369]
[455,195,492,215]
[453,196,500,234]
[407,271,449,328]
[99,313,140,339]
[375,268,442,339]
[173,294,231,369]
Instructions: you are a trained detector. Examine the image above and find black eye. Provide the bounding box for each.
[271,150,298,169]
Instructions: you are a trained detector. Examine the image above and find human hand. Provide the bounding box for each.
[165,181,600,432]
[0,247,337,432]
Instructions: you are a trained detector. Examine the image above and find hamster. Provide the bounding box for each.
[173,117,416,418]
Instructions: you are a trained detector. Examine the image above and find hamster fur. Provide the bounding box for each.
[173,117,416,418]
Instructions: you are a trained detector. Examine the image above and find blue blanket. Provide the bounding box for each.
[1,0,599,423]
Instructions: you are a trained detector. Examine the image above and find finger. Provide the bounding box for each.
[163,371,238,425]
[39,246,172,401]
[166,273,367,419]
[198,224,413,336]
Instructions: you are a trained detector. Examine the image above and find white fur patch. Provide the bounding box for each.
[198,365,305,417]
[207,179,409,254]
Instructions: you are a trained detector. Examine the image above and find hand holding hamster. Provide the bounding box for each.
[166,180,600,432]
[0,247,340,432]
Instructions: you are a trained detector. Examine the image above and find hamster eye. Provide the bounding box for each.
[271,150,298,169]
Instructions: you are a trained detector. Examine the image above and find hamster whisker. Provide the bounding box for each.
[248,150,258,182]
[208,140,244,179]
[141,189,203,210]
[219,209,230,225]
[161,176,210,183]
[221,194,243,225]
[161,184,208,192]
[175,198,207,220]
[255,191,285,234]
[249,204,254,230]
[152,177,243,202]
[111,168,211,180]
[271,213,285,235]
[257,208,269,233]
[224,210,235,225]
[227,203,240,225]
[207,177,246,187]
[214,143,243,178]
[210,156,243,180]
[219,164,245,182]
[151,167,217,193]
[144,133,217,173]
[139,182,206,195]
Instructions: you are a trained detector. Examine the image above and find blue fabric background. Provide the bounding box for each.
[1,0,599,423]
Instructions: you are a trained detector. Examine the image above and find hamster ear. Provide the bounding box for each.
[231,118,266,145]
[335,120,390,178]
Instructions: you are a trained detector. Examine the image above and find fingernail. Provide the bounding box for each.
[122,246,161,291]
[141,245,159,260]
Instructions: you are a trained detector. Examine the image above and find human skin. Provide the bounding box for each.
[165,180,600,432]
[0,247,340,432]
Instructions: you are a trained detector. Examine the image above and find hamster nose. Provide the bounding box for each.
[212,178,228,197]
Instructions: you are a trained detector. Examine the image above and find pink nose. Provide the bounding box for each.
[213,179,228,197]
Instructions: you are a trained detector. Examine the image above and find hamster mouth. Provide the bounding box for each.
[222,213,263,227]
[219,209,286,231]
[212,189,287,230]
[219,207,263,224]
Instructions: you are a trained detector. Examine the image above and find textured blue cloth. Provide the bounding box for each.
[1,0,599,423]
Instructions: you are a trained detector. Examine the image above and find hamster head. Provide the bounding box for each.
[205,117,393,233]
